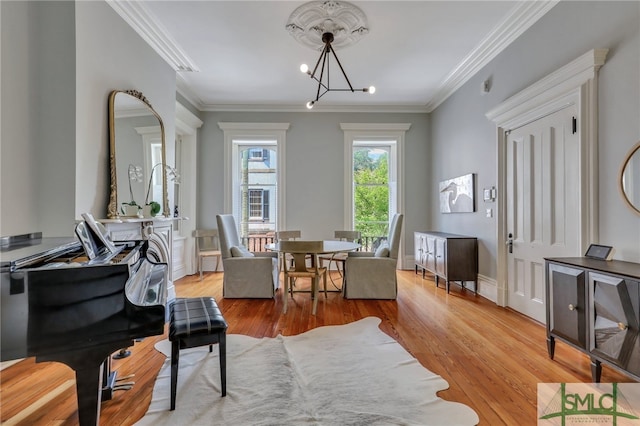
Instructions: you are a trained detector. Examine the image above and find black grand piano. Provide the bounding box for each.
[1,223,167,426]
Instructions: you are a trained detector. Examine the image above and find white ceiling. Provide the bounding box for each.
[109,1,558,112]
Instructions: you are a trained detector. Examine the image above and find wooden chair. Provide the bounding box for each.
[194,229,222,280]
[275,230,302,272]
[280,240,327,315]
[319,230,361,286]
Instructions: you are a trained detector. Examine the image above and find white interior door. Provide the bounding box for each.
[506,105,580,322]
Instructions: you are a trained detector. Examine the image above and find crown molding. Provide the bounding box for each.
[424,0,560,112]
[176,102,203,136]
[176,74,205,111]
[106,0,199,72]
[202,103,430,114]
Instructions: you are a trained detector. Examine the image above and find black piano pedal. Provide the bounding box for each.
[116,373,135,382]
[113,385,134,391]
[112,348,131,359]
[113,382,135,391]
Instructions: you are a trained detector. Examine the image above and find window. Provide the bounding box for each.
[220,123,289,246]
[248,148,269,162]
[236,144,276,234]
[136,125,163,207]
[341,123,410,253]
[353,145,391,239]
[249,189,270,220]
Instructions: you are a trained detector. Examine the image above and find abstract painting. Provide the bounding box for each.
[439,173,475,213]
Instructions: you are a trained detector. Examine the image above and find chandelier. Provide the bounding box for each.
[286,1,375,109]
[299,31,375,109]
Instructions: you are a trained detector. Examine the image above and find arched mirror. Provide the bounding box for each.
[619,141,640,216]
[107,90,169,219]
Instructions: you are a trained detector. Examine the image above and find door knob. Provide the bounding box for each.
[618,322,628,331]
[506,233,513,254]
[568,304,575,311]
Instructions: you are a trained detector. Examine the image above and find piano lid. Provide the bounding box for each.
[0,233,79,271]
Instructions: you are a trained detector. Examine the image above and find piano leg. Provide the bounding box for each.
[37,340,134,426]
[75,365,103,426]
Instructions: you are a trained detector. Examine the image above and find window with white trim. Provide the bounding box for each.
[341,123,410,253]
[235,143,276,235]
[219,123,289,244]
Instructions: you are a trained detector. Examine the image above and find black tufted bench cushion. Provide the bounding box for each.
[169,297,228,410]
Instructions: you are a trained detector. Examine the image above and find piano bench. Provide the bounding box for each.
[169,297,228,411]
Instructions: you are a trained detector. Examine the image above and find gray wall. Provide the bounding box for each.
[75,1,176,221]
[1,1,176,237]
[1,1,76,237]
[198,111,430,257]
[430,0,640,277]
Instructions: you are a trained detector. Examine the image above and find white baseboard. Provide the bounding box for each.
[476,274,497,303]
[173,265,186,281]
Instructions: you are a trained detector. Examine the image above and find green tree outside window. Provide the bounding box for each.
[354,148,389,240]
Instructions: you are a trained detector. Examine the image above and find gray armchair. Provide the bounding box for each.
[216,214,280,298]
[343,213,404,299]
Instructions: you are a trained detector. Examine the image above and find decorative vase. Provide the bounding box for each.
[142,205,153,218]
[123,204,139,217]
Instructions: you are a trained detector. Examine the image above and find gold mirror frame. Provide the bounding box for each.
[107,90,168,219]
[619,140,640,216]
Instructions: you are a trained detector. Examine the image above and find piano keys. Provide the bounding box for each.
[1,230,167,426]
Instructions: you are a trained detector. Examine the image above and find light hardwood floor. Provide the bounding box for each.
[0,270,633,425]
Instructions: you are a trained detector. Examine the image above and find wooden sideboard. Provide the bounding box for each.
[545,257,640,382]
[414,231,478,293]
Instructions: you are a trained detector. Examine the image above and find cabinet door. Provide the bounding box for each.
[589,272,640,375]
[424,236,436,273]
[547,262,586,349]
[414,233,425,267]
[435,238,446,277]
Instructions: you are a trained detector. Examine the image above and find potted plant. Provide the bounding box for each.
[143,163,180,217]
[122,164,143,217]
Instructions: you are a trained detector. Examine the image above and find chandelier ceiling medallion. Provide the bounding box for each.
[286,1,375,109]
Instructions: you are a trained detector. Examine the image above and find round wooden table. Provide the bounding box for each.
[265,240,360,254]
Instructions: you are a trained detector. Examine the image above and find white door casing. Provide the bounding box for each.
[176,101,203,276]
[487,48,607,321]
[506,104,579,322]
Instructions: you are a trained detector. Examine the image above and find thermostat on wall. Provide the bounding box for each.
[584,244,615,261]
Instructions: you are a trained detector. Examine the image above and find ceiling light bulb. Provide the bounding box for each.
[300,64,309,74]
[306,101,314,109]
[368,86,376,94]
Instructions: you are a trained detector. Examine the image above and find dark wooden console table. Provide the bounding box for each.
[414,231,477,293]
[545,256,640,382]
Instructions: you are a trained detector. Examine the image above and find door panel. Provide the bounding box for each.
[435,238,446,277]
[425,236,436,272]
[506,105,580,322]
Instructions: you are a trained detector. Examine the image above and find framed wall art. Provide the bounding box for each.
[439,173,475,213]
